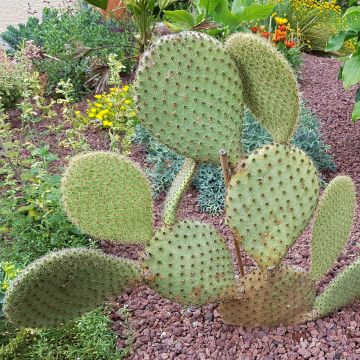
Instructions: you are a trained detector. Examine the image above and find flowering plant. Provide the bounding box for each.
[81,85,140,152]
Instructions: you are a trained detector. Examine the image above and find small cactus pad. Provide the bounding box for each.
[219,266,316,327]
[163,158,196,226]
[314,258,360,317]
[144,220,236,305]
[135,31,244,164]
[3,249,142,328]
[310,176,356,280]
[62,152,153,243]
[225,33,299,143]
[226,144,319,267]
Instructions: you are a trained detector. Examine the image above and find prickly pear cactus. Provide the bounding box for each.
[135,32,244,165]
[3,31,359,331]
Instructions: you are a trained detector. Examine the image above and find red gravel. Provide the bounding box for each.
[108,54,360,359]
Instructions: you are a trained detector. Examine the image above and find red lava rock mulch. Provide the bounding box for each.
[105,54,360,360]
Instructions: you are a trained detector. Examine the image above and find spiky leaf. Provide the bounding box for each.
[144,220,236,305]
[62,152,153,244]
[3,249,142,328]
[310,176,356,280]
[135,31,244,164]
[226,144,319,267]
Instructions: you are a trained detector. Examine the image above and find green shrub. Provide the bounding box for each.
[1,5,136,98]
[0,308,127,360]
[134,103,336,215]
[0,144,93,266]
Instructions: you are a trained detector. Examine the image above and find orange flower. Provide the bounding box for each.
[251,26,258,33]
[260,31,271,39]
[278,24,288,32]
[284,40,296,48]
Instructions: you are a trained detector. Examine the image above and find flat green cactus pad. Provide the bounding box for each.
[3,249,142,328]
[314,258,360,317]
[310,176,356,280]
[226,144,319,267]
[219,266,316,327]
[144,220,236,305]
[225,33,299,143]
[163,158,196,226]
[135,31,244,164]
[62,152,153,243]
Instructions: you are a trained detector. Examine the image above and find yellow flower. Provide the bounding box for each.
[89,113,95,118]
[275,17,288,25]
[75,110,81,116]
[102,120,113,128]
[123,85,129,92]
[95,103,102,108]
[94,94,102,99]
[124,99,131,105]
[130,111,137,117]
[108,102,113,107]
[121,106,126,110]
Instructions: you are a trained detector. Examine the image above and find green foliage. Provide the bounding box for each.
[134,104,336,215]
[62,151,153,244]
[1,5,136,98]
[144,220,236,305]
[0,52,40,111]
[164,0,275,34]
[310,176,356,280]
[135,32,244,164]
[4,248,141,327]
[327,6,360,121]
[276,41,302,72]
[0,308,126,360]
[0,144,93,266]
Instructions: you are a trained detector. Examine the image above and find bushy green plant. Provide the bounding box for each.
[0,308,127,360]
[134,103,336,215]
[1,5,136,98]
[0,52,40,111]
[0,144,93,265]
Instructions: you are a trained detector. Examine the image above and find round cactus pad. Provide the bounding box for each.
[3,249,142,328]
[144,220,236,305]
[225,33,299,143]
[310,176,356,280]
[62,152,153,243]
[135,31,244,164]
[226,144,320,267]
[219,266,316,327]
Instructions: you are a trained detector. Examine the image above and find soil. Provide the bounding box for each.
[105,54,360,360]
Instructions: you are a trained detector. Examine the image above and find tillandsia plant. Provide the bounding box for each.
[3,32,359,330]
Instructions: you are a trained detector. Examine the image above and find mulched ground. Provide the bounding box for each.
[103,54,360,360]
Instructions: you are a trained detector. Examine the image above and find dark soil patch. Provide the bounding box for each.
[107,54,360,359]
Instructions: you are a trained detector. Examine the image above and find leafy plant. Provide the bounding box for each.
[326,5,360,121]
[0,308,126,360]
[164,0,276,35]
[0,263,21,318]
[1,5,136,98]
[3,32,358,332]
